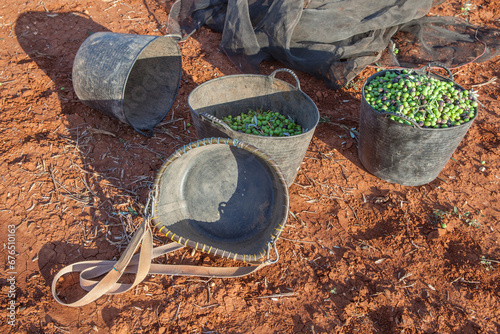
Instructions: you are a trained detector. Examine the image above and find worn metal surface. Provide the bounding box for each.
[73,32,182,136]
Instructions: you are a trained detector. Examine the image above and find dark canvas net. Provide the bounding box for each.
[166,0,500,89]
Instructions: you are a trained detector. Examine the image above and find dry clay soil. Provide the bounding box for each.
[1,0,500,333]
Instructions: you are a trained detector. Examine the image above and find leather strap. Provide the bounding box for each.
[51,219,272,307]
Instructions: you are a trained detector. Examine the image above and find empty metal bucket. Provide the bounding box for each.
[72,32,182,137]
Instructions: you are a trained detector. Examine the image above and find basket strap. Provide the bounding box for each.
[51,220,272,307]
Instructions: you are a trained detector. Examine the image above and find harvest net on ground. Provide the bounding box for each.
[166,0,500,89]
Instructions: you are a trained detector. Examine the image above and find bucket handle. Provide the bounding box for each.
[378,111,422,129]
[200,113,234,133]
[422,62,454,82]
[164,33,182,42]
[269,68,301,90]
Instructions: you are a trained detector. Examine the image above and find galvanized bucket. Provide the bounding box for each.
[187,69,319,186]
[72,32,182,137]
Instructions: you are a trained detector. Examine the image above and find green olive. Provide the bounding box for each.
[364,69,478,128]
[222,108,303,137]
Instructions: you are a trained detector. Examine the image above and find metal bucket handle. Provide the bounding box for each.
[200,113,233,135]
[269,68,301,90]
[165,33,182,42]
[422,62,454,82]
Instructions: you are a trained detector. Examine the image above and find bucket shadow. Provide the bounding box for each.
[313,96,368,174]
[15,11,188,296]
[15,11,110,115]
[15,11,138,242]
[14,10,193,209]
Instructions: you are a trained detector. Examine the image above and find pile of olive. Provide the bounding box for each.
[222,109,303,136]
[364,69,478,128]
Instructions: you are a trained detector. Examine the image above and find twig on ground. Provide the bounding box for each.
[88,127,117,137]
[49,166,91,205]
[156,305,162,328]
[157,118,185,126]
[358,240,380,253]
[347,204,358,220]
[254,292,297,299]
[157,128,188,142]
[398,272,412,282]
[300,170,317,187]
[132,143,163,156]
[481,258,500,264]
[280,237,316,244]
[471,76,497,88]
[54,326,70,333]
[172,302,181,322]
[0,80,16,85]
[194,303,219,309]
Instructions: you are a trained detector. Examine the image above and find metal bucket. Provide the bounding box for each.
[187,69,320,186]
[358,66,478,186]
[72,32,182,137]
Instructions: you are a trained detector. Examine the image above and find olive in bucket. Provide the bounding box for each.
[358,64,479,186]
[72,32,182,137]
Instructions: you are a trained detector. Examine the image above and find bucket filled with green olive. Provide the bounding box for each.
[358,64,479,186]
[188,69,319,186]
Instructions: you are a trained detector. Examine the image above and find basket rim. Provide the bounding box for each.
[150,137,290,263]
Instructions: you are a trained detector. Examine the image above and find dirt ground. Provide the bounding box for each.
[1,0,499,333]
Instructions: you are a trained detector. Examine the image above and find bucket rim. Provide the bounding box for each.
[189,71,298,91]
[187,69,314,109]
[187,70,320,135]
